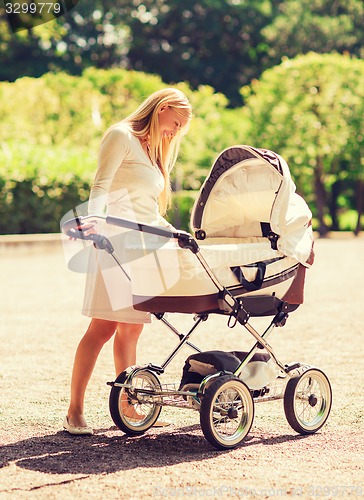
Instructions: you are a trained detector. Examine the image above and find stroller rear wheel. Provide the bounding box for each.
[109,368,162,436]
[284,368,332,435]
[199,375,254,450]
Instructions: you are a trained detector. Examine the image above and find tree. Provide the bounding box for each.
[1,0,363,108]
[241,52,364,235]
[0,1,131,80]
[117,0,272,106]
[0,16,52,80]
[263,0,364,63]
[0,0,274,105]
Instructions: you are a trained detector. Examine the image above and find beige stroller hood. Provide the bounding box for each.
[190,145,314,267]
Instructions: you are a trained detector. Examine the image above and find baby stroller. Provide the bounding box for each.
[62,145,332,450]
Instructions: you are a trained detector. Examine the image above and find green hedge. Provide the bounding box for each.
[0,68,242,234]
[169,190,199,231]
[0,142,96,234]
[0,170,197,234]
[0,175,90,234]
[1,59,362,234]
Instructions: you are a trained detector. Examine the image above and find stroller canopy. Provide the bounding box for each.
[190,146,314,267]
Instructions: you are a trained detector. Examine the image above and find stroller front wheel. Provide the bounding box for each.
[109,368,162,436]
[284,368,332,435]
[199,375,254,450]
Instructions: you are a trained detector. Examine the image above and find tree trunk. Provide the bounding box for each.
[314,157,329,237]
[329,180,341,231]
[354,177,364,236]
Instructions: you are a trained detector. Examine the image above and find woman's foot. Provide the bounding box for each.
[152,419,171,428]
[63,415,93,436]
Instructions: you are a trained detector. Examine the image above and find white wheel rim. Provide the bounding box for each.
[293,370,331,431]
[210,381,253,446]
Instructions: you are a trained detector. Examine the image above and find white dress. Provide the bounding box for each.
[82,123,170,323]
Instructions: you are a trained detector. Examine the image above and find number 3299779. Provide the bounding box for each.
[5,2,61,15]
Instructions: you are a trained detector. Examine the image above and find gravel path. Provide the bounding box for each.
[0,235,363,499]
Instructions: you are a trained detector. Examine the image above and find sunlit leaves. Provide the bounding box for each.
[241,52,364,230]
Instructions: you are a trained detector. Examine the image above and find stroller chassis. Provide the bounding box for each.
[63,215,332,450]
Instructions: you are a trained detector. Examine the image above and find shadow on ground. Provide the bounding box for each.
[0,424,308,475]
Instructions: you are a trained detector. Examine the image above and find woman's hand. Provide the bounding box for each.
[68,219,100,240]
[82,219,100,237]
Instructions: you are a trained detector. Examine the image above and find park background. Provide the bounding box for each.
[0,0,363,237]
[1,2,364,498]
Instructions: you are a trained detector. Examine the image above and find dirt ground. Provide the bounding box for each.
[0,235,363,499]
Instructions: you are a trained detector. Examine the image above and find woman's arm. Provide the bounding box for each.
[88,126,130,215]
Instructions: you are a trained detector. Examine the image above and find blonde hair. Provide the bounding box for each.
[122,88,192,214]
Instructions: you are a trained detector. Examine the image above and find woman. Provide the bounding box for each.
[64,88,192,435]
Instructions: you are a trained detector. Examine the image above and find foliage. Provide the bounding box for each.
[263,0,364,63]
[168,191,199,231]
[0,56,362,234]
[0,2,130,80]
[0,68,240,233]
[1,1,363,106]
[0,174,90,234]
[241,52,364,234]
[116,0,272,106]
[0,144,94,235]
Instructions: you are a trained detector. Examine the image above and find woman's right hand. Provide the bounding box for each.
[68,219,100,240]
[82,219,100,237]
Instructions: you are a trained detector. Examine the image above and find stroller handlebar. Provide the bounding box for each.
[61,215,200,253]
[106,216,200,254]
[106,215,177,239]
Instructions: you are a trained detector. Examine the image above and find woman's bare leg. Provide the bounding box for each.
[113,322,144,419]
[113,322,143,375]
[67,318,117,428]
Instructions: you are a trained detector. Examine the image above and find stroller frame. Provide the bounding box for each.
[63,215,332,450]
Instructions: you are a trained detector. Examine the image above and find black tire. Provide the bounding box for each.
[199,375,254,450]
[109,368,162,436]
[284,368,332,435]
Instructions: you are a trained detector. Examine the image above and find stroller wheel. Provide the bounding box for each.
[284,368,332,435]
[109,368,162,436]
[199,375,254,450]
